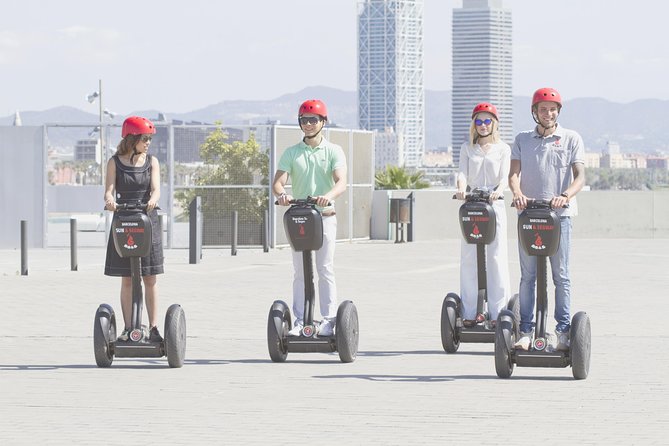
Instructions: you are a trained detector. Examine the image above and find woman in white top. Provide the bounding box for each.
[455,102,511,326]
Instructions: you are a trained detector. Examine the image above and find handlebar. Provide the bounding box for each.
[274,196,332,206]
[511,198,568,209]
[452,188,503,201]
[106,202,158,212]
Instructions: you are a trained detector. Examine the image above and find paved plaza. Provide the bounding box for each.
[1,237,668,445]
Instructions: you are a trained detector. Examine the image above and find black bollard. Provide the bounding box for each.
[189,196,202,264]
[70,218,78,271]
[20,220,28,275]
[231,211,238,256]
[262,209,269,253]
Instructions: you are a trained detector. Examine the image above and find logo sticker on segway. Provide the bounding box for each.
[531,233,545,250]
[130,329,143,342]
[533,337,546,351]
[469,223,482,239]
[302,325,315,337]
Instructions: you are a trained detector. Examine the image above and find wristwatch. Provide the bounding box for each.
[560,192,569,199]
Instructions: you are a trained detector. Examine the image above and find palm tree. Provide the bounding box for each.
[375,165,430,190]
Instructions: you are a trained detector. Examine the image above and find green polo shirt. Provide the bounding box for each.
[278,137,346,212]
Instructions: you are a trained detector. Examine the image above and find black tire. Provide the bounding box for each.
[165,304,186,368]
[507,293,521,338]
[494,310,516,378]
[93,304,116,368]
[570,311,591,380]
[267,300,290,363]
[440,293,460,353]
[336,301,359,363]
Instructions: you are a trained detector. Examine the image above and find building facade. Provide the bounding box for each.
[452,0,512,167]
[358,0,425,169]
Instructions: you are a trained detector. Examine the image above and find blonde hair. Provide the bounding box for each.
[468,114,501,146]
[115,134,141,157]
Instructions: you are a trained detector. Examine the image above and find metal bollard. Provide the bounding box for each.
[189,196,202,264]
[70,218,78,271]
[20,220,28,275]
[262,209,269,253]
[231,211,238,256]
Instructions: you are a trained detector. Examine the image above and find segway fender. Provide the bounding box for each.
[95,304,115,343]
[445,292,461,308]
[270,300,290,337]
[497,309,515,352]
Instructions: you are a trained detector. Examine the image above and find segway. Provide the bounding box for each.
[93,202,186,368]
[441,188,519,353]
[494,199,591,379]
[267,197,359,363]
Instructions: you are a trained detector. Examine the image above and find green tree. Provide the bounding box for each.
[175,127,269,225]
[375,165,430,190]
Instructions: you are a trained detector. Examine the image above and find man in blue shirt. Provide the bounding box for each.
[508,88,586,351]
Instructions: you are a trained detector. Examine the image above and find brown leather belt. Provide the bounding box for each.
[322,211,336,217]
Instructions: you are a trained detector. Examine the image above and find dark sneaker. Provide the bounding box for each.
[117,328,130,342]
[149,326,163,343]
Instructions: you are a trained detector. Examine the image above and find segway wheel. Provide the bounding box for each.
[506,293,521,338]
[93,304,116,368]
[267,300,290,362]
[494,309,516,378]
[164,304,186,368]
[440,293,460,353]
[336,300,359,363]
[570,311,591,380]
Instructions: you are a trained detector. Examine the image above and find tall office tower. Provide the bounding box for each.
[452,0,512,168]
[358,0,425,169]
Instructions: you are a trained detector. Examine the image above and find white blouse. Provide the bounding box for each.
[457,141,511,191]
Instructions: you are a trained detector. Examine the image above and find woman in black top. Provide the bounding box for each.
[104,116,164,342]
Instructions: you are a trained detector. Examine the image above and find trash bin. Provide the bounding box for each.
[390,198,411,224]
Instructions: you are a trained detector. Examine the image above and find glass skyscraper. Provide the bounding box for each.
[452,0,512,167]
[358,0,425,168]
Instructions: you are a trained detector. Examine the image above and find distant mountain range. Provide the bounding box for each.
[2,86,667,154]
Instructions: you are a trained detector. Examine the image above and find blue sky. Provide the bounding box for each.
[0,0,665,116]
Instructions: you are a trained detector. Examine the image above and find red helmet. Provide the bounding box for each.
[298,99,328,120]
[532,88,562,108]
[122,116,156,138]
[471,102,498,120]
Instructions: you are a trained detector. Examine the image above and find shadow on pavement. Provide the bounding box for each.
[359,350,492,357]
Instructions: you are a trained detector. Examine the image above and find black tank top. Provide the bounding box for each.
[112,154,152,204]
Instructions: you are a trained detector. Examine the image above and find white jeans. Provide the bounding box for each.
[459,200,511,320]
[291,215,338,321]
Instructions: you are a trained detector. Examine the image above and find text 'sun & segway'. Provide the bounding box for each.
[267,197,359,363]
[93,202,186,368]
[494,199,591,379]
[441,188,519,353]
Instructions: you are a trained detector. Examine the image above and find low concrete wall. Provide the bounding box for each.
[372,190,669,240]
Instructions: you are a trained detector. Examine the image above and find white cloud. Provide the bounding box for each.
[600,50,626,64]
[0,31,20,48]
[58,25,93,39]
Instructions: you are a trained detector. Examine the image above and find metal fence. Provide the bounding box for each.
[42,122,374,249]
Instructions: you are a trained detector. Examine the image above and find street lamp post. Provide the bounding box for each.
[87,79,105,181]
[87,79,117,234]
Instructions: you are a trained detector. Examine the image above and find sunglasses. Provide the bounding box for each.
[140,135,153,142]
[474,118,493,126]
[299,116,322,125]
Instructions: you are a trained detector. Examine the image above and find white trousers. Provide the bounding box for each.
[459,200,511,320]
[291,215,338,321]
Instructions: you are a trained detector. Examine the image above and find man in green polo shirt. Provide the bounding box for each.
[272,99,347,337]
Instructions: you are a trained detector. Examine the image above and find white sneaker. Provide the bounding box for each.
[318,319,334,337]
[288,319,303,336]
[514,331,533,351]
[556,330,570,351]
